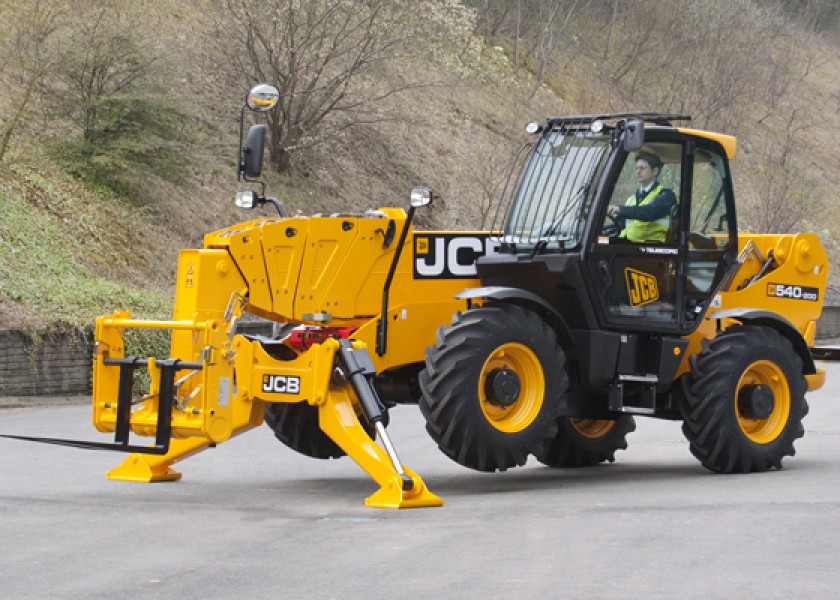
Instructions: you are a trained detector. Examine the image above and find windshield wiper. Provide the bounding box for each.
[537,182,590,241]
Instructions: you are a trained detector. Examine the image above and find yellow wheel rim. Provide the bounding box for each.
[479,342,544,433]
[570,419,616,440]
[736,360,790,444]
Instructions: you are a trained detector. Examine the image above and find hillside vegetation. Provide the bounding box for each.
[2,0,840,330]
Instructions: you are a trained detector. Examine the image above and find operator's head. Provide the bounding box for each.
[635,151,662,187]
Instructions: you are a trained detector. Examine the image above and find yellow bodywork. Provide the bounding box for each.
[93,211,467,508]
[91,204,830,508]
[677,232,828,389]
[676,127,737,159]
[201,210,481,372]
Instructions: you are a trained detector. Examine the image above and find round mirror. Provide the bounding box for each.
[246,83,280,112]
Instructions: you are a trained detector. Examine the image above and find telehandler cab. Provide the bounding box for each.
[37,86,831,508]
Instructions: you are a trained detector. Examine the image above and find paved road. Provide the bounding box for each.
[2,363,840,600]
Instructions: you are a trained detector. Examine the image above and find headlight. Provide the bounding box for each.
[410,186,433,207]
[235,190,257,209]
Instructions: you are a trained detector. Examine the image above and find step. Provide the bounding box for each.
[617,373,659,384]
[609,374,658,415]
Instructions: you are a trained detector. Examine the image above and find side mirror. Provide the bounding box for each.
[237,84,278,182]
[410,186,434,207]
[246,83,280,112]
[241,124,267,179]
[622,118,645,152]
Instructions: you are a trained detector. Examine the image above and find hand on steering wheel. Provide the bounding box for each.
[601,209,623,237]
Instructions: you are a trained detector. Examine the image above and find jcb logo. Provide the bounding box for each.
[414,234,501,279]
[262,374,300,394]
[625,268,659,307]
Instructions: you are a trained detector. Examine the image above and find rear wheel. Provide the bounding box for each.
[681,325,808,473]
[419,304,568,472]
[538,415,636,467]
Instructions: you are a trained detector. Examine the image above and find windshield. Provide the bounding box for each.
[496,129,611,249]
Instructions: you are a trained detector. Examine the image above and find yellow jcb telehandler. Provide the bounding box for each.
[9,85,831,508]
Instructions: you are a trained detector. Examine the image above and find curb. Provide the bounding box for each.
[0,394,90,410]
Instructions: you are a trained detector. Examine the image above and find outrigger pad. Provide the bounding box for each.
[105,436,213,483]
[365,468,444,509]
[107,454,183,482]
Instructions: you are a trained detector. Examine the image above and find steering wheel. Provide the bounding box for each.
[601,212,623,237]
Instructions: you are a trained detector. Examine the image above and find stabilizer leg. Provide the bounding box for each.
[318,388,443,509]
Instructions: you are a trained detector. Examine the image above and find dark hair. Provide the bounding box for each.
[636,151,662,171]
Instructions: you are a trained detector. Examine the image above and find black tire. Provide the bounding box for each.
[418,304,569,472]
[264,402,382,460]
[537,415,636,467]
[264,402,345,459]
[681,324,809,473]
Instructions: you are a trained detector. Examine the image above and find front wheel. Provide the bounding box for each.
[264,401,383,460]
[681,325,808,473]
[264,402,345,459]
[419,304,569,472]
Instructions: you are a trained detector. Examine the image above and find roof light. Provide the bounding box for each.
[525,121,543,135]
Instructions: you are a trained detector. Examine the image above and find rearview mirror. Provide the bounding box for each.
[622,118,645,152]
[241,124,267,179]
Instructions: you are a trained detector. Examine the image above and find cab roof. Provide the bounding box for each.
[544,112,737,159]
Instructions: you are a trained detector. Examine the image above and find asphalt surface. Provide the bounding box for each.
[2,363,840,600]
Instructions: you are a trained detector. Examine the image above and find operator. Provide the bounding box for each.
[607,151,677,243]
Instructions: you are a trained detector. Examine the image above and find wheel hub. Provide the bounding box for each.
[738,383,775,420]
[484,368,521,407]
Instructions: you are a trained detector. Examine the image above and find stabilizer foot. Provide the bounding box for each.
[365,467,444,509]
[105,437,212,482]
[107,453,182,482]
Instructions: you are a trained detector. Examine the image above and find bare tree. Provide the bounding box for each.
[742,107,822,234]
[0,1,66,162]
[54,4,159,142]
[576,0,801,134]
[528,0,587,99]
[215,0,434,172]
[466,0,516,44]
[465,138,516,230]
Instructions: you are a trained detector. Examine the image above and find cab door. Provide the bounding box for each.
[584,134,736,335]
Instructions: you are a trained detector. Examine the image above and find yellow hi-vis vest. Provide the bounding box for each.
[619,184,670,243]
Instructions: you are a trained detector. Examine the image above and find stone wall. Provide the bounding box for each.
[817,306,840,341]
[0,329,94,396]
[0,321,274,398]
